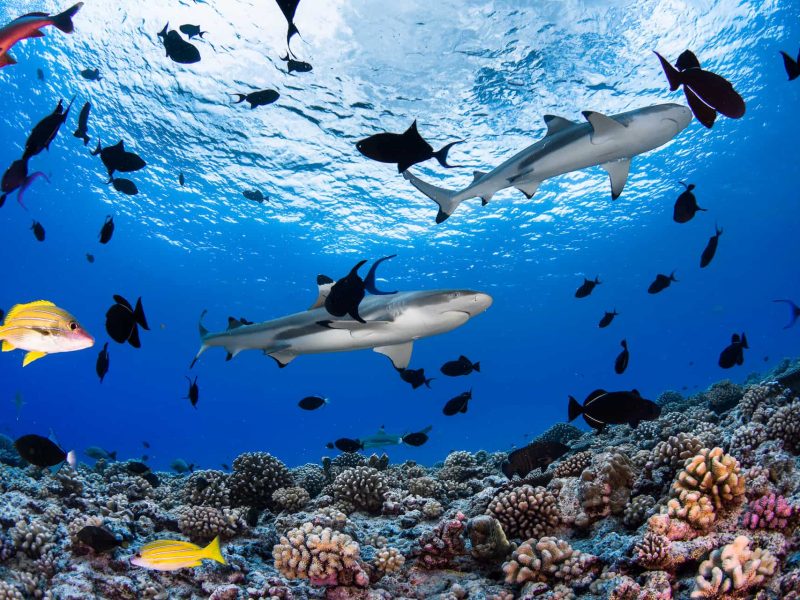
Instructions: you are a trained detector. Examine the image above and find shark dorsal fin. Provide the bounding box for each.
[227,317,244,330]
[582,111,626,142]
[473,171,487,183]
[308,275,334,310]
[543,115,576,136]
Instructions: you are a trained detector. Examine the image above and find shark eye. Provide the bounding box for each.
[68,321,78,331]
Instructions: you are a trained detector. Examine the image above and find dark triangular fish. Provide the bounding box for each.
[700,224,722,268]
[157,24,201,64]
[110,177,138,195]
[356,120,461,173]
[31,220,45,241]
[502,440,569,479]
[443,390,471,416]
[24,96,75,160]
[73,101,91,145]
[298,395,326,410]
[274,0,301,48]
[99,215,114,244]
[718,332,748,369]
[574,276,601,298]
[440,355,480,376]
[673,182,705,223]
[280,54,312,73]
[398,367,433,390]
[185,376,199,408]
[568,389,659,431]
[127,460,150,474]
[325,260,367,322]
[774,299,800,329]
[614,339,629,374]
[14,434,66,467]
[243,189,266,203]
[76,526,121,553]
[780,49,800,81]
[402,426,432,447]
[179,172,185,186]
[231,89,279,109]
[94,140,146,178]
[647,271,677,294]
[598,310,618,328]
[96,342,109,383]
[179,24,205,39]
[37,68,45,81]
[105,295,149,348]
[80,68,101,81]
[86,253,95,263]
[334,437,363,453]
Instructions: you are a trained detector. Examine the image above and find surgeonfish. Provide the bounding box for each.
[568,389,660,431]
[356,120,461,173]
[15,433,76,468]
[700,224,723,268]
[131,536,226,571]
[0,300,94,366]
[0,3,83,69]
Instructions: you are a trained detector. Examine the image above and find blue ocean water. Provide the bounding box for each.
[0,0,798,471]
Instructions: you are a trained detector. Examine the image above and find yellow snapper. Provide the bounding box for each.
[131,536,226,571]
[0,300,94,366]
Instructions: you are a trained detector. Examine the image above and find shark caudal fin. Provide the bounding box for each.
[402,170,463,224]
[51,2,83,34]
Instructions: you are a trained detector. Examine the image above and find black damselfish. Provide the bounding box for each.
[356,121,461,173]
[398,367,433,390]
[440,355,480,376]
[673,182,705,223]
[575,276,600,298]
[719,332,748,369]
[568,389,660,431]
[96,342,109,383]
[185,376,199,408]
[105,295,149,348]
[700,224,723,268]
[614,339,629,374]
[598,310,618,328]
[648,272,677,294]
[232,90,279,109]
[443,390,471,416]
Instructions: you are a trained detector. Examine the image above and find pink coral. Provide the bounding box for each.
[414,511,467,569]
[742,493,793,530]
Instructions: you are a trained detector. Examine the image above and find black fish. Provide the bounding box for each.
[325,442,334,449]
[179,172,185,186]
[718,332,748,369]
[654,50,745,129]
[185,376,199,408]
[275,0,301,47]
[99,215,115,244]
[31,220,45,241]
[325,260,367,322]
[648,272,677,294]
[80,68,101,81]
[14,434,66,467]
[96,342,109,383]
[398,367,433,390]
[127,461,150,474]
[568,389,660,430]
[220,463,229,471]
[614,339,629,374]
[356,120,461,173]
[92,140,146,179]
[76,526,121,553]
[700,224,722,268]
[502,440,569,479]
[440,355,480,377]
[157,24,201,64]
[179,24,205,39]
[2,158,29,195]
[143,441,150,449]
[280,54,312,73]
[575,276,601,298]
[402,427,432,447]
[334,437,363,453]
[243,189,267,203]
[231,89,279,109]
[105,295,149,348]
[86,253,95,263]
[73,102,91,145]
[673,182,705,223]
[298,395,327,410]
[774,299,800,329]
[598,310,618,328]
[24,97,75,160]
[443,390,471,416]
[143,472,160,487]
[110,178,138,195]
[780,48,800,81]
[37,68,45,81]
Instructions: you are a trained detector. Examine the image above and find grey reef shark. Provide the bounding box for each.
[403,103,693,223]
[191,277,492,370]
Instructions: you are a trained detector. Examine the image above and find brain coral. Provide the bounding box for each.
[691,535,777,598]
[332,466,389,514]
[229,452,293,510]
[485,485,560,540]
[502,536,596,586]
[273,522,364,586]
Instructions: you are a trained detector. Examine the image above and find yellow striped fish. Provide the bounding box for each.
[0,300,94,366]
[130,536,226,571]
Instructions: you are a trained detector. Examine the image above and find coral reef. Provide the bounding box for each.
[742,493,794,530]
[331,466,389,514]
[691,535,777,598]
[502,537,597,586]
[486,485,560,540]
[229,452,293,510]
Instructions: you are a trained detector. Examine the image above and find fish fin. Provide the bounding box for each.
[113,295,133,311]
[774,300,800,329]
[0,53,17,67]
[51,2,83,34]
[403,120,420,137]
[514,181,540,200]
[373,342,414,369]
[631,388,641,396]
[543,114,576,136]
[22,30,46,39]
[584,413,607,431]
[654,51,682,91]
[460,402,468,413]
[309,275,334,310]
[780,51,800,81]
[2,340,15,352]
[601,158,630,200]
[675,50,701,71]
[567,396,583,421]
[480,192,494,205]
[230,94,247,105]
[133,297,149,330]
[472,171,487,183]
[582,111,627,142]
[683,85,717,129]
[128,325,141,348]
[268,349,297,368]
[6,300,56,321]
[22,350,47,367]
[364,255,398,296]
[317,319,392,330]
[202,536,226,565]
[433,141,462,168]
[189,344,207,369]
[226,317,244,330]
[629,419,640,429]
[109,451,117,460]
[472,361,480,372]
[741,333,748,349]
[402,170,462,224]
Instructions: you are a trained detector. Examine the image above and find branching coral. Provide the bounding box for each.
[229,453,293,510]
[408,476,441,499]
[742,493,793,530]
[632,531,671,569]
[438,451,482,482]
[704,380,743,414]
[291,464,327,497]
[0,581,23,600]
[691,535,777,598]
[10,518,54,558]
[183,470,230,507]
[623,495,656,528]
[647,433,703,472]
[272,487,310,513]
[331,466,389,514]
[766,400,800,453]
[553,451,592,478]
[178,505,246,543]
[415,512,467,568]
[502,536,597,586]
[739,383,777,420]
[485,485,560,540]
[372,547,405,573]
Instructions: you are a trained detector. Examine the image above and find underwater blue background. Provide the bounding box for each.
[0,0,798,470]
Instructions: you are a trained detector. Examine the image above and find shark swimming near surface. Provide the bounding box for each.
[403,103,693,223]
[191,278,492,369]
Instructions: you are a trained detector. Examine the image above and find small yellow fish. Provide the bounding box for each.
[0,300,94,366]
[131,536,226,571]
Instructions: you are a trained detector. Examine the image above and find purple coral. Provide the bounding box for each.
[414,511,467,569]
[742,493,793,530]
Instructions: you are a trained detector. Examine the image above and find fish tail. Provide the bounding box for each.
[424,377,434,388]
[202,536,226,565]
[134,297,150,330]
[109,451,117,460]
[594,276,601,285]
[402,170,464,224]
[364,255,397,295]
[670,270,678,282]
[715,223,723,236]
[621,339,627,349]
[158,23,168,38]
[433,140,462,169]
[230,94,247,105]
[51,2,83,34]
[567,396,583,422]
[198,309,209,338]
[741,332,748,349]
[472,361,480,373]
[0,194,6,208]
[91,140,102,156]
[653,51,682,91]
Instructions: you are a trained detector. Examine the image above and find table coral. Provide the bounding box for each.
[485,485,560,540]
[691,535,777,598]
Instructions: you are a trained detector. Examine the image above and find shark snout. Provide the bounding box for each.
[465,292,493,316]
[661,104,693,133]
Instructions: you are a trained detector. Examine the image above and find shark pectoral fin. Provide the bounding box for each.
[583,111,626,143]
[308,275,334,310]
[267,349,297,368]
[22,351,47,367]
[373,342,414,369]
[543,115,576,136]
[480,193,494,206]
[601,159,631,200]
[514,181,540,200]
[23,30,46,39]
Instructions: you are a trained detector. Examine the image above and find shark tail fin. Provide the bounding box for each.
[51,2,83,34]
[402,170,463,224]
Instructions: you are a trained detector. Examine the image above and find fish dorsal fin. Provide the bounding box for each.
[226,317,244,330]
[373,341,414,369]
[6,300,56,321]
[473,170,487,183]
[585,389,607,404]
[309,275,334,310]
[543,115,576,136]
[404,120,420,137]
[582,111,626,142]
[631,389,641,396]
[601,159,630,200]
[676,49,701,71]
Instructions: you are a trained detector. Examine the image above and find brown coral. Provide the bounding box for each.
[372,547,405,573]
[183,469,231,507]
[502,536,596,586]
[691,535,777,598]
[229,452,293,510]
[485,485,560,540]
[553,451,592,478]
[632,531,671,569]
[178,506,246,543]
[466,515,511,560]
[332,466,389,514]
[623,495,656,528]
[575,451,634,527]
[648,433,703,472]
[766,400,800,453]
[272,487,310,513]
